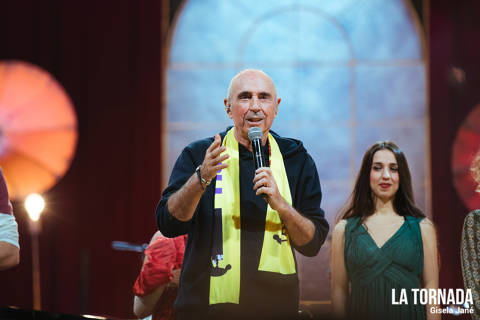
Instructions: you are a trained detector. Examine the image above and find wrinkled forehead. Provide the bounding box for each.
[229,70,277,98]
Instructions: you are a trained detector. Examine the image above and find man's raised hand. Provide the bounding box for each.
[200,134,229,183]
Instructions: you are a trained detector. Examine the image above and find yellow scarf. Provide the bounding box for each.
[209,128,296,305]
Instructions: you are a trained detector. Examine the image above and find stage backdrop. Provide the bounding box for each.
[165,0,429,303]
[0,0,479,319]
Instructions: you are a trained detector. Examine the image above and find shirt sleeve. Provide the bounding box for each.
[292,154,329,257]
[156,144,203,238]
[0,168,18,248]
[0,214,19,248]
[0,168,13,215]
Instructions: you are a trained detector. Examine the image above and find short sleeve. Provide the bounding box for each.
[0,213,19,248]
[0,168,18,248]
[0,168,13,214]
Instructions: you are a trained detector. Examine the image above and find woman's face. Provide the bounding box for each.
[370,149,400,202]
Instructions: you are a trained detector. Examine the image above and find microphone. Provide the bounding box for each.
[248,127,268,199]
[248,127,266,170]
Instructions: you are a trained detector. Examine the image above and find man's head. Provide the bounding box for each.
[224,69,281,145]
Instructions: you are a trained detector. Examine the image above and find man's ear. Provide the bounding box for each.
[275,98,281,114]
[224,98,232,118]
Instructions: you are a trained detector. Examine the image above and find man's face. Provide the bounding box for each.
[224,71,281,142]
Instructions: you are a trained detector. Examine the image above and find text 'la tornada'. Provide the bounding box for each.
[392,288,473,305]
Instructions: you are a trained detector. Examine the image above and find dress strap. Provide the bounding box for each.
[344,217,362,256]
[404,215,424,275]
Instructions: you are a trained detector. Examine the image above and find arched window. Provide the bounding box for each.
[166,0,427,302]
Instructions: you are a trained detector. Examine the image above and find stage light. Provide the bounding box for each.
[24,192,45,310]
[25,193,45,222]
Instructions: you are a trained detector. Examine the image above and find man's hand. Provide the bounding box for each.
[167,134,229,222]
[253,167,288,212]
[253,167,315,247]
[200,134,229,183]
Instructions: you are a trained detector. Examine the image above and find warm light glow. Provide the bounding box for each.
[24,193,45,221]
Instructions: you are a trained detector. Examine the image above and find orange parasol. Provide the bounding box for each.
[0,61,78,200]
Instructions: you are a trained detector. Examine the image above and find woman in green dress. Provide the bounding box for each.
[331,141,439,320]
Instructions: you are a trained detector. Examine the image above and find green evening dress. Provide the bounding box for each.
[344,215,426,320]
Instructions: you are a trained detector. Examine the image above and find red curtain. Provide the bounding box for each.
[0,1,165,318]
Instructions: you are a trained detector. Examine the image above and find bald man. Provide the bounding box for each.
[156,69,329,320]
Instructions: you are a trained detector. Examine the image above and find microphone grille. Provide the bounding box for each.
[248,127,263,141]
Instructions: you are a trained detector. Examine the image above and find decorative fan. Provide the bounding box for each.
[0,61,77,200]
[452,103,480,211]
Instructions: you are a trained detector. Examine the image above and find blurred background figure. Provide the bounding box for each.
[0,167,20,270]
[133,231,186,320]
[461,148,480,319]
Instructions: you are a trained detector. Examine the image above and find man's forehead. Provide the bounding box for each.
[231,71,276,93]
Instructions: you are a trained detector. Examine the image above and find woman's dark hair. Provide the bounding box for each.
[341,141,425,221]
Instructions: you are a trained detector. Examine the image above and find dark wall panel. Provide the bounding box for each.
[0,1,164,318]
[429,2,480,319]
